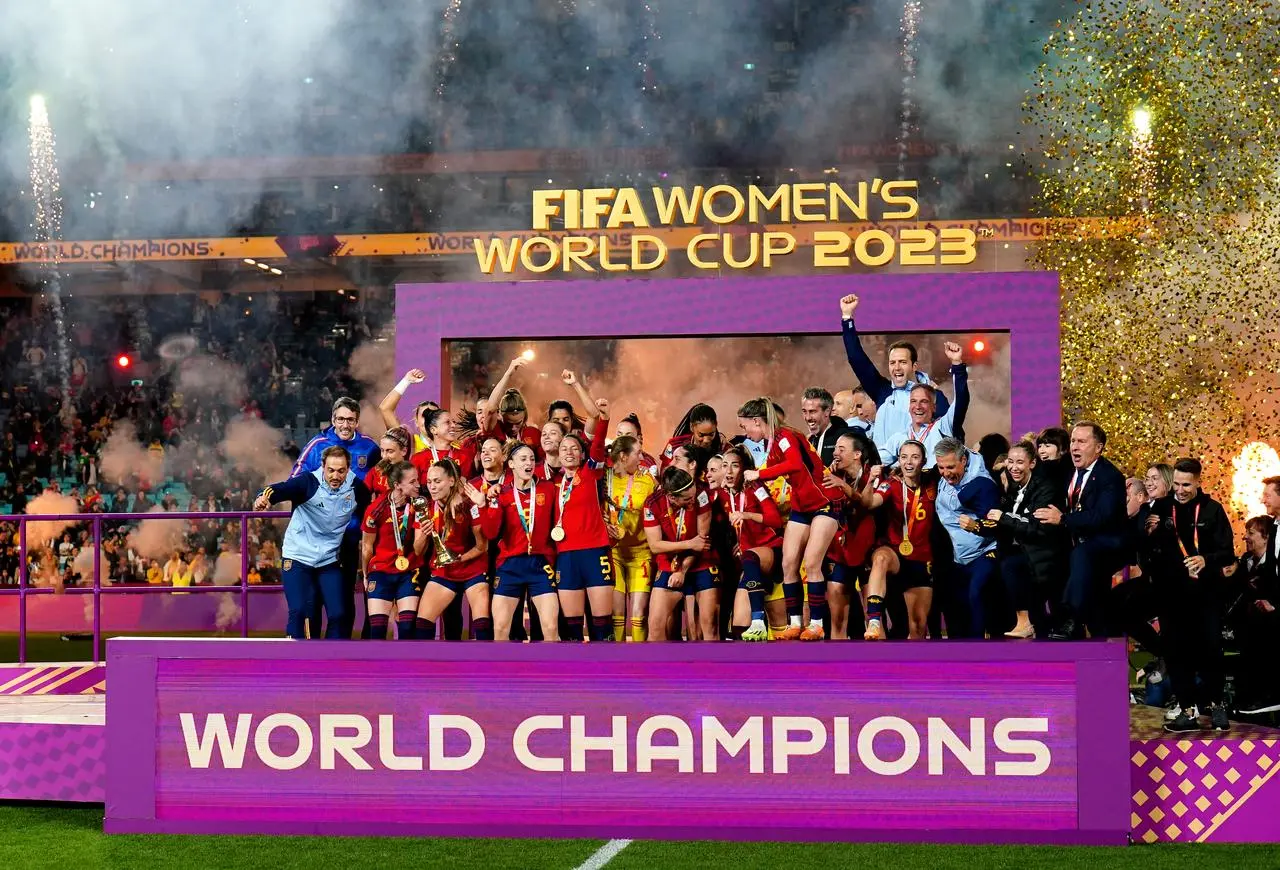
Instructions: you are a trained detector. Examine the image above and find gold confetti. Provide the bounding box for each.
[1026,0,1280,526]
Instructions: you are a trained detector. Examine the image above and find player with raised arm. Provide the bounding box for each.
[822,431,881,640]
[839,294,949,449]
[877,342,971,467]
[480,356,543,457]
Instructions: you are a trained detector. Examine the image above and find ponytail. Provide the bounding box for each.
[736,396,782,437]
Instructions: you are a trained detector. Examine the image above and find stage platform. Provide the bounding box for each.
[0,649,1275,844]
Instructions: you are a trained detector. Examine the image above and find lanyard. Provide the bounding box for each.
[558,472,576,515]
[902,481,921,541]
[666,501,687,538]
[1011,482,1028,514]
[389,498,407,554]
[1174,500,1200,560]
[513,483,536,549]
[910,420,937,443]
[432,501,446,535]
[816,427,830,458]
[608,470,636,511]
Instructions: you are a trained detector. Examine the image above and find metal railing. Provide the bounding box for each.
[4,510,292,663]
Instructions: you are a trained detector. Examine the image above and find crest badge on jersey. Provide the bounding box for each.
[282,560,293,571]
[536,493,546,506]
[357,455,368,469]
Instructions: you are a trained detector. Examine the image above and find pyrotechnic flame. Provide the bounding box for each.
[1231,441,1280,519]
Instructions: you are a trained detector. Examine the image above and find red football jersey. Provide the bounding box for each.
[361,494,424,573]
[875,476,936,564]
[424,499,487,581]
[718,484,783,551]
[755,427,831,513]
[659,433,729,471]
[364,465,391,497]
[471,472,510,501]
[642,489,716,572]
[411,441,477,480]
[480,481,557,566]
[551,421,611,553]
[828,467,877,568]
[481,422,544,461]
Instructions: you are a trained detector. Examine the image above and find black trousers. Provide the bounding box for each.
[1157,576,1224,710]
[1108,576,1162,656]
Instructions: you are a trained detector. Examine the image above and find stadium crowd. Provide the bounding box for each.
[0,289,390,591]
[246,293,1280,734]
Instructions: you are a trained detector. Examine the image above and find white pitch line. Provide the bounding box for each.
[574,838,633,870]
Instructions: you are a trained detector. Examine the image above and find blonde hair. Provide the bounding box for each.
[736,396,782,436]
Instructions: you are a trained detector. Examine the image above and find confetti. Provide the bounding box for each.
[1027,0,1280,527]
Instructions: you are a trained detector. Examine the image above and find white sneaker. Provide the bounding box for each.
[1166,703,1196,722]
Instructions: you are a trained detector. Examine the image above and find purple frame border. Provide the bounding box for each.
[394,272,1062,439]
[105,637,1127,844]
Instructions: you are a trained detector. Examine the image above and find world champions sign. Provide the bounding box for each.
[473,181,978,274]
[106,639,1129,843]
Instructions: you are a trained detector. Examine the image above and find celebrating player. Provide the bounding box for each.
[605,435,658,642]
[360,461,429,640]
[644,467,719,641]
[366,426,412,497]
[481,356,543,456]
[551,391,612,642]
[738,397,839,641]
[822,431,880,639]
[414,461,493,641]
[719,446,785,642]
[864,440,937,640]
[410,408,477,480]
[616,414,660,476]
[378,368,439,452]
[662,403,729,471]
[481,442,560,640]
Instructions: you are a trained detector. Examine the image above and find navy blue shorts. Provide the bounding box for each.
[429,573,488,594]
[367,569,423,602]
[555,546,613,591]
[654,567,718,595]
[826,560,864,589]
[788,505,839,526]
[494,555,557,599]
[893,558,933,590]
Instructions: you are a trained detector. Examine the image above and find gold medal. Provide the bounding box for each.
[898,540,914,557]
[394,555,410,572]
[550,526,566,543]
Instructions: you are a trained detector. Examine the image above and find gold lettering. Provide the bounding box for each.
[652,186,704,225]
[722,233,760,269]
[562,236,597,272]
[519,237,561,273]
[473,238,521,274]
[631,235,668,270]
[761,232,795,267]
[531,191,562,232]
[599,236,630,272]
[747,185,790,224]
[792,183,827,221]
[607,188,650,229]
[812,231,851,268]
[563,189,582,230]
[880,180,919,220]
[686,233,719,270]
[853,229,895,267]
[702,185,746,225]
[828,183,869,221]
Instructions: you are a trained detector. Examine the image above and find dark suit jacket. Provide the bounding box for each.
[809,416,850,468]
[979,465,1069,587]
[1062,456,1127,543]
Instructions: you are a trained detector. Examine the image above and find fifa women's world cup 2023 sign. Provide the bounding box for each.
[471,181,978,274]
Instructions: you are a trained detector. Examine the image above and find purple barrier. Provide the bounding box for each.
[106,639,1129,843]
[7,511,291,662]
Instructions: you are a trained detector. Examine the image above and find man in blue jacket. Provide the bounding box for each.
[839,294,950,451]
[292,397,380,638]
[935,437,1002,638]
[255,445,372,639]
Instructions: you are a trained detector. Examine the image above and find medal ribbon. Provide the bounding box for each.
[514,483,536,542]
[1174,501,1200,560]
[902,482,920,548]
[389,499,406,556]
[557,472,576,518]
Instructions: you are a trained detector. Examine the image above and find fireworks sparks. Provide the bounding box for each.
[1028,0,1280,525]
[1231,442,1280,520]
[28,93,73,414]
[896,0,921,178]
[434,0,463,101]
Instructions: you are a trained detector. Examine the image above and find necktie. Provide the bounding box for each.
[1070,468,1086,509]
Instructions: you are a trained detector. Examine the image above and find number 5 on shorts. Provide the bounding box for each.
[599,555,612,577]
